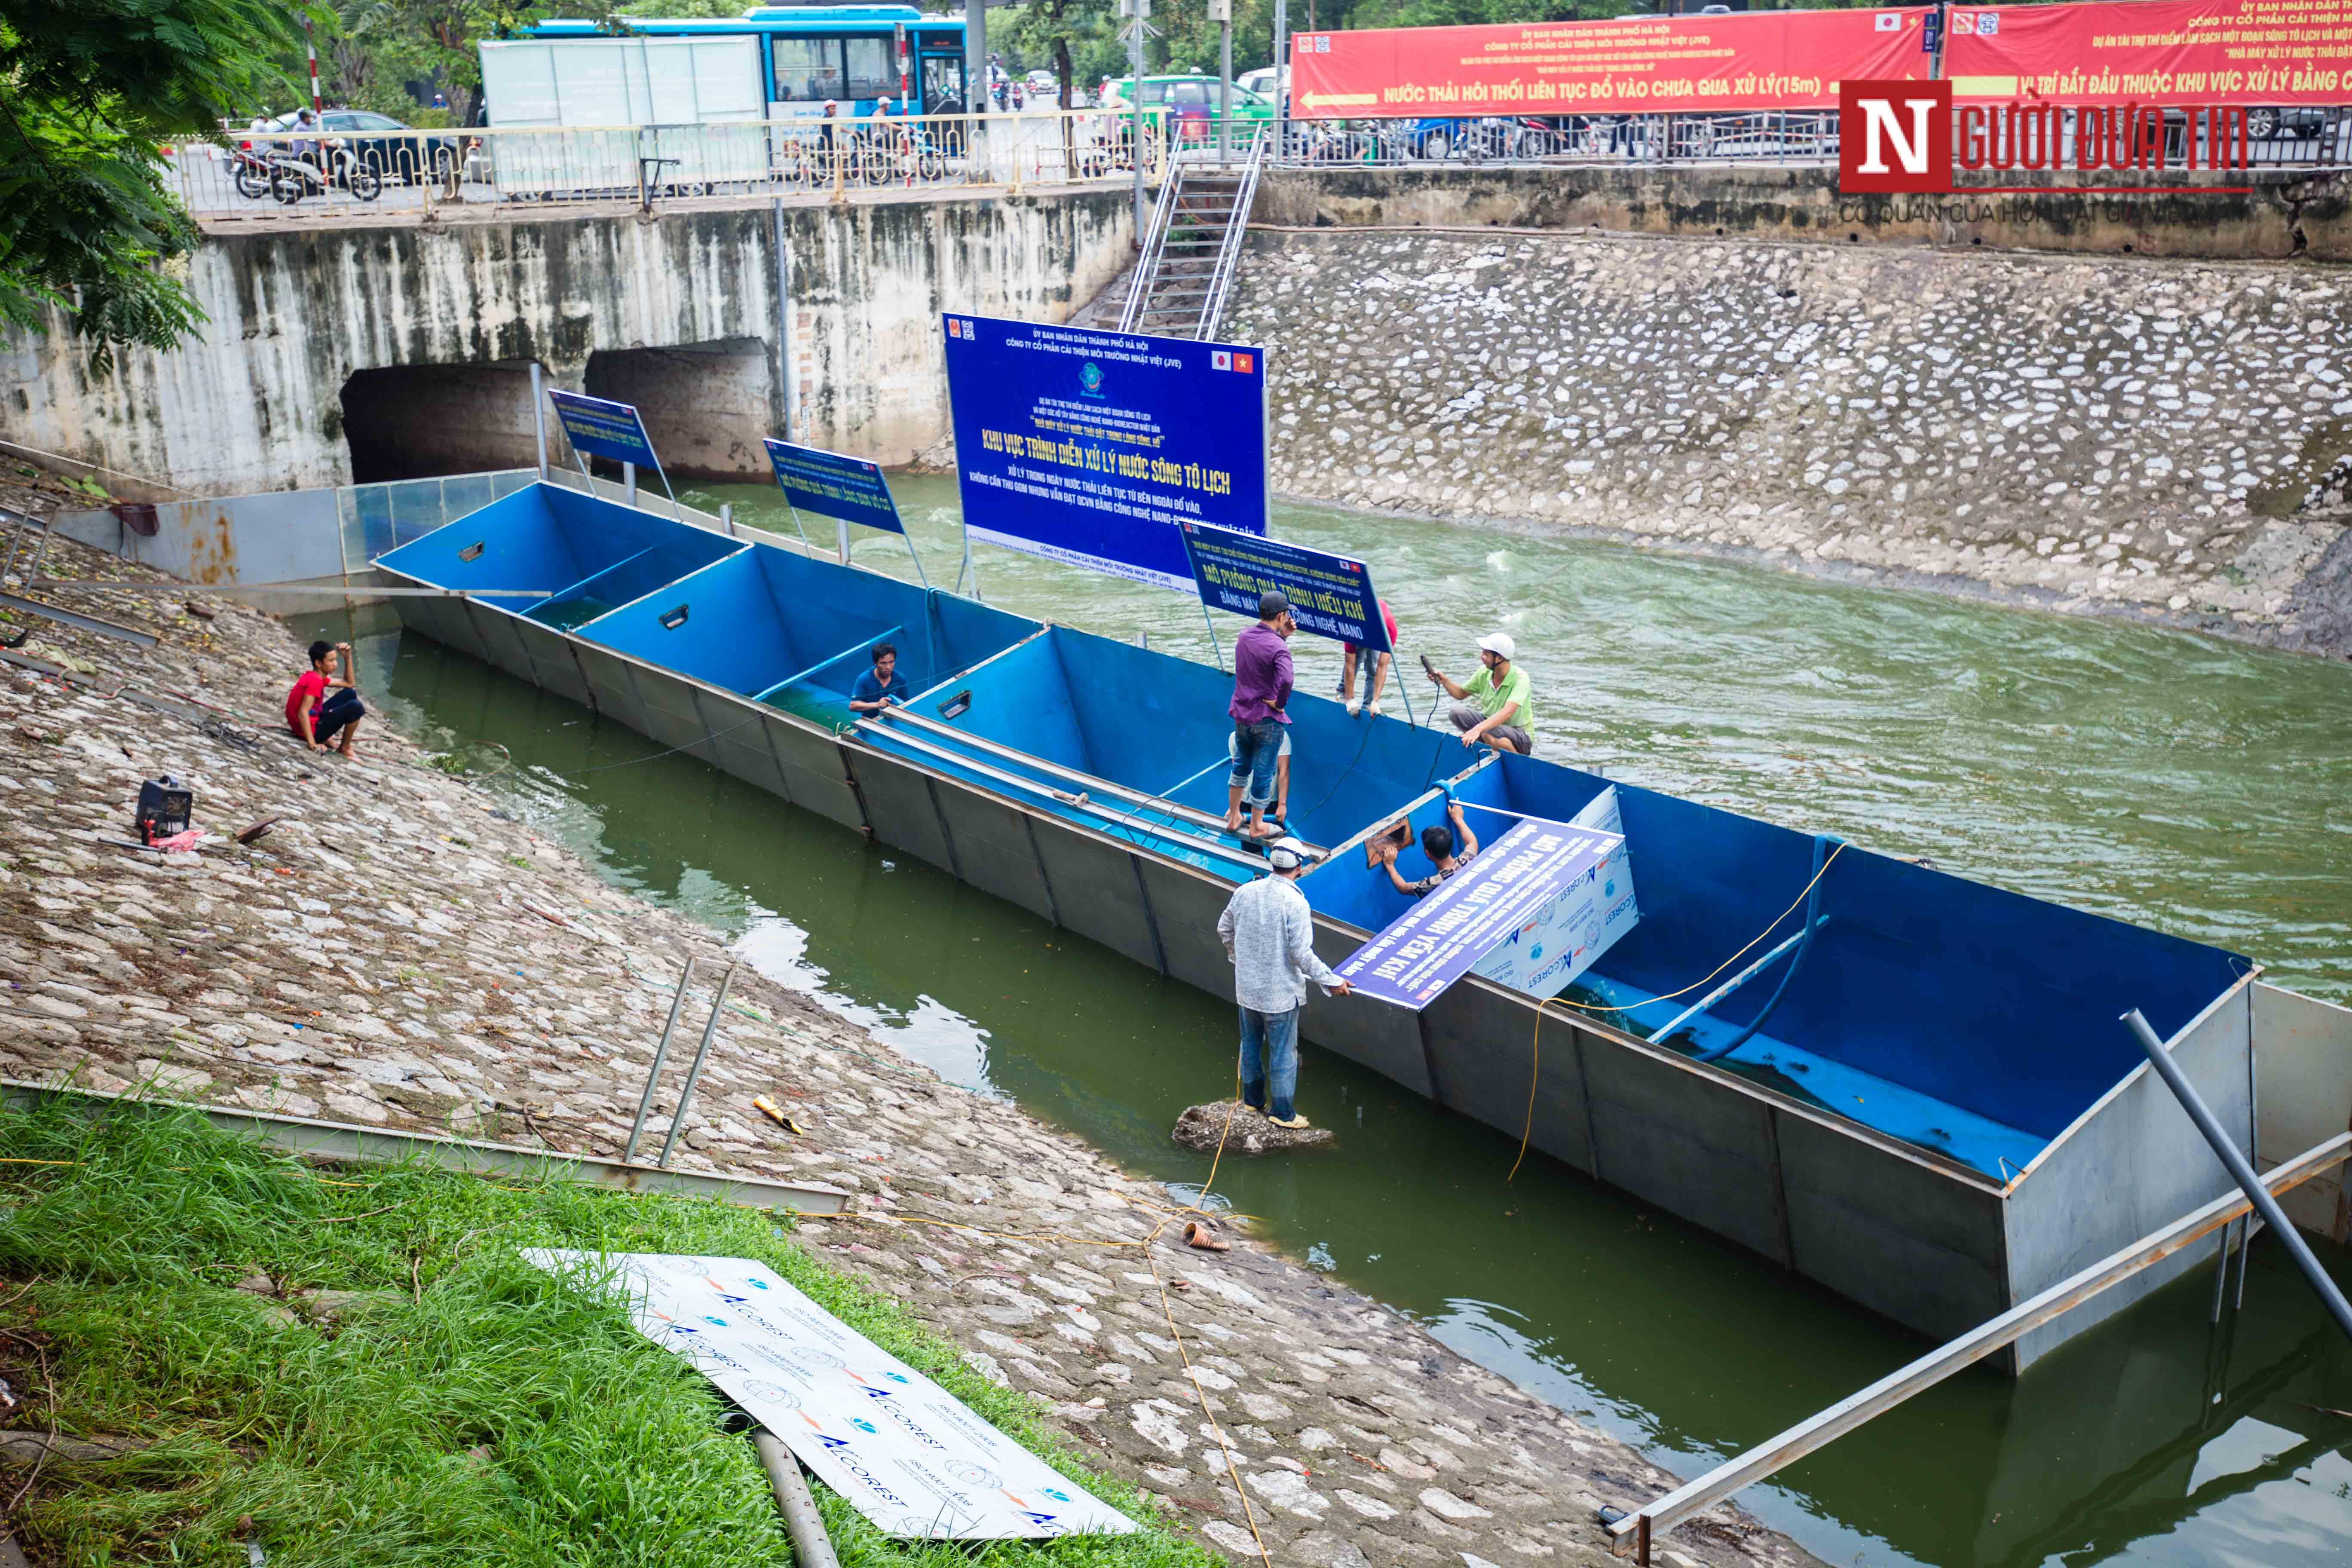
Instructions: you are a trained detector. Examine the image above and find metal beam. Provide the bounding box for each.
[3,1077,847,1216]
[1606,1131,2352,1561]
[0,591,159,647]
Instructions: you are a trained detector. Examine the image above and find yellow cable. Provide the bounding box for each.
[1509,842,1846,1183]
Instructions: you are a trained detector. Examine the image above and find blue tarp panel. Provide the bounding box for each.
[374,484,736,608]
[1384,754,2247,1148]
[580,542,1040,708]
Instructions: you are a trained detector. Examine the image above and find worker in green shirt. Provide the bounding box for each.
[1424,632,1535,755]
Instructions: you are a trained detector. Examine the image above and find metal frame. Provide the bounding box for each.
[1605,1132,2352,1563]
[4,1078,848,1215]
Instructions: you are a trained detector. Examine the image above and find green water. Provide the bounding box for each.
[299,483,2352,1567]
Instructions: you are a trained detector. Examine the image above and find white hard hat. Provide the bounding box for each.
[1267,836,1312,871]
[1477,632,1516,661]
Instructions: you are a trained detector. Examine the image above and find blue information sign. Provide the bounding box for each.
[548,390,659,470]
[1179,522,1392,654]
[1336,818,1623,1011]
[763,438,904,534]
[940,313,1269,592]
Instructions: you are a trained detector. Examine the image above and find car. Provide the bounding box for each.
[1098,74,1276,140]
[1025,69,1057,93]
[1236,66,1283,101]
[277,108,464,184]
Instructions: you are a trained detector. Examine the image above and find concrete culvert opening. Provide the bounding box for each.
[584,339,773,483]
[340,362,548,484]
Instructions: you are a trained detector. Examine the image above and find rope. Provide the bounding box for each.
[1507,841,1847,1183]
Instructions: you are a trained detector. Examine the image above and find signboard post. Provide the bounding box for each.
[1337,817,1625,1010]
[762,437,928,586]
[941,313,1271,591]
[1179,521,1414,722]
[545,390,676,514]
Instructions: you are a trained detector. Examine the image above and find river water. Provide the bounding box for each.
[302,478,2352,1568]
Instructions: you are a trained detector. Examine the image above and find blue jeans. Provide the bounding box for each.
[1229,719,1283,812]
[1238,1005,1300,1121]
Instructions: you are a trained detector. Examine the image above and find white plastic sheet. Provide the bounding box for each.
[527,1249,1137,1540]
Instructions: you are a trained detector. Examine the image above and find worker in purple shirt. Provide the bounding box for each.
[1225,589,1296,842]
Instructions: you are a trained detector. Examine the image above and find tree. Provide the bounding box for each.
[1,0,318,366]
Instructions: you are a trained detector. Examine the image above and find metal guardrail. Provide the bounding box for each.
[168,110,1168,222]
[1604,1129,2352,1564]
[1270,105,2352,171]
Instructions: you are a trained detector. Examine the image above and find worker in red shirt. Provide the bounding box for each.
[286,640,366,757]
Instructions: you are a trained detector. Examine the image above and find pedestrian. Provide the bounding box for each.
[286,639,365,757]
[1217,836,1352,1129]
[1336,597,1398,718]
[1373,796,1479,896]
[848,641,908,715]
[1225,590,1295,842]
[1424,631,1535,754]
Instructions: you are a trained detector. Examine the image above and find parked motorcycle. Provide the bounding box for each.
[248,135,383,204]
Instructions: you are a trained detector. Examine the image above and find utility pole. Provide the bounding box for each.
[1273,0,1287,157]
[1213,0,1232,162]
[966,0,988,178]
[1120,0,1155,235]
[303,14,322,113]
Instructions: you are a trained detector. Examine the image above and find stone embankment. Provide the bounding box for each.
[1225,229,2352,654]
[0,524,1819,1568]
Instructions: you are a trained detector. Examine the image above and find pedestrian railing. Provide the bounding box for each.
[1270,105,2352,172]
[168,110,1168,223]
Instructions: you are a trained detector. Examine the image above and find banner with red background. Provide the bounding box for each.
[1946,0,2352,106]
[1288,9,1936,120]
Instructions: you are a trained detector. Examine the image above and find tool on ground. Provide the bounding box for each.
[135,775,193,845]
[236,818,279,845]
[751,1094,802,1133]
[1181,1219,1230,1251]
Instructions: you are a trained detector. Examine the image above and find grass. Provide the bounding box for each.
[0,1101,1216,1568]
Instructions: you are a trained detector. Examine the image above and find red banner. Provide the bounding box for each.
[1288,9,1936,120]
[1947,0,2352,105]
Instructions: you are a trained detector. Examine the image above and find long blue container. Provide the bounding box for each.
[376,482,2267,1369]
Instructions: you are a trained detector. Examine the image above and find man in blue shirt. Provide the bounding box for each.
[849,642,910,714]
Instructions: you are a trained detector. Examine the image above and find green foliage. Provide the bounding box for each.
[0,0,317,365]
[0,1102,1215,1568]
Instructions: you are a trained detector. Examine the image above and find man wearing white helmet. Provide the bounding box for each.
[1424,632,1535,755]
[1216,836,1353,1130]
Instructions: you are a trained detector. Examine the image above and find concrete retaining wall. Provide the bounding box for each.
[2,190,1134,496]
[1257,165,2351,261]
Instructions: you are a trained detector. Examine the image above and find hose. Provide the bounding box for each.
[1687,833,1842,1064]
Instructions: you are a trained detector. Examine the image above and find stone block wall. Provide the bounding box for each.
[1225,229,2352,649]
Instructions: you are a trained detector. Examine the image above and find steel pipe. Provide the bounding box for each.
[660,961,740,1168]
[624,955,695,1165]
[2122,1007,2352,1344]
[754,1429,841,1568]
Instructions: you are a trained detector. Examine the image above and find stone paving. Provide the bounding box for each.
[1225,230,2352,654]
[0,526,1820,1568]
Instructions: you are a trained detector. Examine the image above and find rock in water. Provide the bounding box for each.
[1171,1100,1335,1155]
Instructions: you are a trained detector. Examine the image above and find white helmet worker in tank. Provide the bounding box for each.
[1424,631,1535,755]
[1215,836,1352,1130]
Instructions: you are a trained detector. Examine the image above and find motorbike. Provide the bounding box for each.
[239,135,384,205]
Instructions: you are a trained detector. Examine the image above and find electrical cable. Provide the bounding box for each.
[1507,841,1847,1182]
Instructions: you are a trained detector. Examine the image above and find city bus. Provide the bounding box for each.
[505,5,971,124]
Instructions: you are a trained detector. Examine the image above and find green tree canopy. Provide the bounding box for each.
[1,0,321,364]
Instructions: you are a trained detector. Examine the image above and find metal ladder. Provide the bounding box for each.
[1118,124,1268,340]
